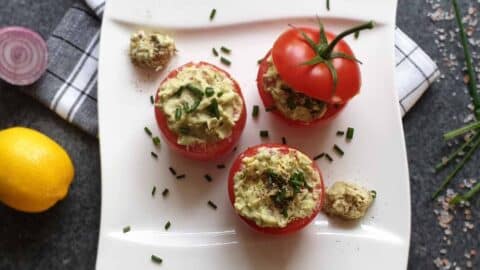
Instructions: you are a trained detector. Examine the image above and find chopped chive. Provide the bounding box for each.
[205,87,215,97]
[326,0,330,10]
[333,144,344,156]
[179,126,190,135]
[313,153,325,160]
[220,46,231,54]
[232,146,238,152]
[151,186,156,196]
[346,127,354,140]
[208,200,218,209]
[354,31,360,39]
[152,136,161,147]
[151,255,163,264]
[336,130,345,136]
[175,107,182,120]
[217,92,224,97]
[176,174,186,180]
[123,226,131,233]
[204,174,213,182]
[217,164,225,169]
[150,95,154,105]
[282,137,287,145]
[209,8,216,21]
[252,105,259,118]
[164,221,171,230]
[257,59,263,65]
[212,47,219,57]
[168,167,177,175]
[220,56,231,66]
[144,127,152,136]
[207,99,220,118]
[151,152,158,159]
[162,188,169,197]
[260,130,269,138]
[265,106,276,112]
[370,190,377,199]
[325,153,333,162]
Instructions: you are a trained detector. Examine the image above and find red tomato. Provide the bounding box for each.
[154,62,246,160]
[271,27,361,104]
[228,143,325,234]
[257,51,346,126]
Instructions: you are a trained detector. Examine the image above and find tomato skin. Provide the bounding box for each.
[271,28,361,104]
[228,143,325,235]
[256,52,346,126]
[154,62,247,161]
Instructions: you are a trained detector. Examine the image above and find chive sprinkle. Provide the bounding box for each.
[151,255,163,264]
[212,47,219,57]
[176,174,186,180]
[346,127,354,140]
[282,137,287,145]
[313,153,325,160]
[336,130,345,136]
[151,152,158,159]
[208,200,218,209]
[252,105,259,118]
[162,188,169,197]
[233,146,238,152]
[175,107,182,121]
[209,8,216,21]
[326,0,330,10]
[257,59,263,65]
[152,136,161,147]
[168,167,177,175]
[371,190,377,199]
[265,106,276,112]
[164,221,171,230]
[151,186,156,196]
[150,95,154,105]
[220,46,231,54]
[325,153,333,162]
[144,127,152,136]
[205,87,215,97]
[333,144,344,156]
[204,174,213,182]
[123,226,131,233]
[260,130,269,138]
[220,56,231,66]
[217,164,225,169]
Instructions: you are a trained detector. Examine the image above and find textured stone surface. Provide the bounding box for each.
[0,0,479,269]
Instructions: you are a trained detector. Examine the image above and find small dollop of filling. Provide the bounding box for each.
[129,30,176,71]
[157,65,243,145]
[233,147,322,228]
[324,181,375,219]
[263,56,327,122]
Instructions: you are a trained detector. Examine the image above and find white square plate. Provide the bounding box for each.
[97,0,410,269]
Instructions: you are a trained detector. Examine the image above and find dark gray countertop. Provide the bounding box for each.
[0,0,479,269]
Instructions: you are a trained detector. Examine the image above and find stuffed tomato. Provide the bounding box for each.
[155,62,246,160]
[228,144,325,234]
[257,20,374,125]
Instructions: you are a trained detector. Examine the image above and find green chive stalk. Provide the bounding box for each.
[450,181,480,205]
[443,121,480,140]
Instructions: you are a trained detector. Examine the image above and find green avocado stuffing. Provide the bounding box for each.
[263,56,327,122]
[157,65,243,146]
[233,147,322,228]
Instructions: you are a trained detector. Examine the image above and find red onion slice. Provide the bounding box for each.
[0,26,48,86]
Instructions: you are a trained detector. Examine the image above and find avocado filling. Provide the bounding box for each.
[157,65,243,146]
[262,56,327,122]
[233,147,322,228]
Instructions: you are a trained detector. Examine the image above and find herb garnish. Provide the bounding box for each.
[168,167,177,175]
[265,106,276,112]
[204,174,213,182]
[220,56,231,66]
[346,127,354,140]
[151,152,158,159]
[289,171,306,194]
[333,144,344,156]
[208,200,217,209]
[257,59,263,65]
[260,130,269,138]
[176,174,186,180]
[205,87,215,97]
[162,188,169,197]
[175,107,182,120]
[282,137,287,145]
[313,153,325,160]
[209,8,216,21]
[144,127,152,136]
[326,0,330,11]
[217,164,225,169]
[164,221,171,230]
[123,226,131,233]
[220,46,231,54]
[150,95,154,105]
[151,186,156,196]
[336,130,345,136]
[354,31,360,39]
[252,105,259,118]
[151,255,163,264]
[212,47,219,57]
[370,190,377,199]
[207,98,220,118]
[179,126,190,135]
[152,136,161,147]
[325,153,333,162]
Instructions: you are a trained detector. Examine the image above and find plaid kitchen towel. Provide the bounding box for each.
[23,0,440,137]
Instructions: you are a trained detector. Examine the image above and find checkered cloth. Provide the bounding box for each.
[23,1,440,137]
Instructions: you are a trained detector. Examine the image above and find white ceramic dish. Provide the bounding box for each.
[97,0,410,269]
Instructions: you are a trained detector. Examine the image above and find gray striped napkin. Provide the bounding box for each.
[22,1,439,137]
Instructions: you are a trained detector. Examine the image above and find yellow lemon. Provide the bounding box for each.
[0,127,74,213]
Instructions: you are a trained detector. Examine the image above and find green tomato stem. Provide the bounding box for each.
[322,21,375,58]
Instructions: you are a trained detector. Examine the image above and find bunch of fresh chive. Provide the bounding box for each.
[432,0,480,204]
